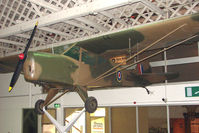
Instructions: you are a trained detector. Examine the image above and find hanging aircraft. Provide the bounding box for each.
[0,13,199,114]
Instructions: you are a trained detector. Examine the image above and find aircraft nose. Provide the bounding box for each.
[23,58,41,81]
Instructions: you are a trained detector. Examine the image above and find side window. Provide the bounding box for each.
[82,50,96,65]
[64,46,80,60]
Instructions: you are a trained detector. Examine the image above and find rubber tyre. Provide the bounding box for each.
[35,99,45,115]
[85,97,98,113]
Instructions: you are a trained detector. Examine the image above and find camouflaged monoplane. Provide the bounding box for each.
[1,13,199,114]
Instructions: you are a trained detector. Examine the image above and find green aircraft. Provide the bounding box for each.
[1,13,199,114]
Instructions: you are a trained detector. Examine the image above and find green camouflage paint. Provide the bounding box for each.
[26,52,78,86]
[76,29,144,54]
[191,13,199,21]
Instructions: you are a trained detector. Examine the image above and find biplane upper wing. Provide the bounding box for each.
[0,13,199,73]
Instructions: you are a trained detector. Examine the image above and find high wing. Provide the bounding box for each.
[0,49,51,73]
[76,13,199,55]
[0,13,199,73]
[0,55,18,73]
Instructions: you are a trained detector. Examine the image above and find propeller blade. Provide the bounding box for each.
[23,21,38,55]
[9,59,25,92]
[9,21,38,92]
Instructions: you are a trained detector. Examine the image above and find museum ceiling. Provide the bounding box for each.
[0,0,198,57]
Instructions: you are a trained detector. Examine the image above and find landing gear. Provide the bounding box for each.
[75,86,98,113]
[85,97,98,113]
[35,99,45,114]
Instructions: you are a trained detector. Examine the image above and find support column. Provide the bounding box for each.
[136,106,139,133]
[167,105,170,133]
[56,97,65,127]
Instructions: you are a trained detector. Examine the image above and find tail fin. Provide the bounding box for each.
[136,63,152,74]
[137,64,144,74]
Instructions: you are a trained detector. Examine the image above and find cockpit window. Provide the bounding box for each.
[82,50,96,65]
[64,46,80,60]
[54,45,97,64]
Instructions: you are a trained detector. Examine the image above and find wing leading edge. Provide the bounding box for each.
[77,13,199,55]
[0,13,199,73]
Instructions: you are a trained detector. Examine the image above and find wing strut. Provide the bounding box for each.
[43,107,85,133]
[86,24,187,85]
[87,34,198,85]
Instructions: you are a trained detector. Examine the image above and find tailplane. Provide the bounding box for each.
[126,72,179,87]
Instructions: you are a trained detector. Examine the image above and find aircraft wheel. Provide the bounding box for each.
[85,97,98,113]
[35,99,45,115]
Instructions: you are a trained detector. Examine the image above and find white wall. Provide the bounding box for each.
[0,73,41,133]
[1,73,199,132]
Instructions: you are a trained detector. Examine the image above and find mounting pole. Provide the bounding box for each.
[43,107,86,133]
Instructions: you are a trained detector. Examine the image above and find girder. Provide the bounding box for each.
[0,39,25,46]
[64,20,98,32]
[27,0,61,12]
[0,0,198,56]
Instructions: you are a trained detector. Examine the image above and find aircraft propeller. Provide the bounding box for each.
[9,21,38,92]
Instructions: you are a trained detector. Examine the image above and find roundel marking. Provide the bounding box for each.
[117,71,122,82]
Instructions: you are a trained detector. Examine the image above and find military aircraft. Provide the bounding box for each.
[0,13,199,114]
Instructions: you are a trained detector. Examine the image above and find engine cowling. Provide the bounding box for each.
[23,52,79,87]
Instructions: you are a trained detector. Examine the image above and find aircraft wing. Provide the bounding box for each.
[0,13,199,74]
[77,13,199,55]
[0,48,51,73]
[0,55,18,73]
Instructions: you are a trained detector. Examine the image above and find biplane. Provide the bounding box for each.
[0,13,199,114]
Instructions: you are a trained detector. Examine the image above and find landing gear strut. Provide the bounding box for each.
[85,97,98,113]
[76,86,98,113]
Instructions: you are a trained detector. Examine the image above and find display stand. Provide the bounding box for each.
[43,107,86,133]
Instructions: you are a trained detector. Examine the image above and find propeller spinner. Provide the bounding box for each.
[9,21,38,92]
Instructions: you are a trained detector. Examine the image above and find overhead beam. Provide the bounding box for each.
[39,27,73,38]
[29,0,107,32]
[100,11,127,26]
[64,20,98,32]
[0,39,25,46]
[28,0,98,33]
[0,0,141,38]
[27,0,60,12]
[0,46,15,50]
[31,3,43,17]
[76,17,108,32]
[141,0,164,15]
[16,34,45,42]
